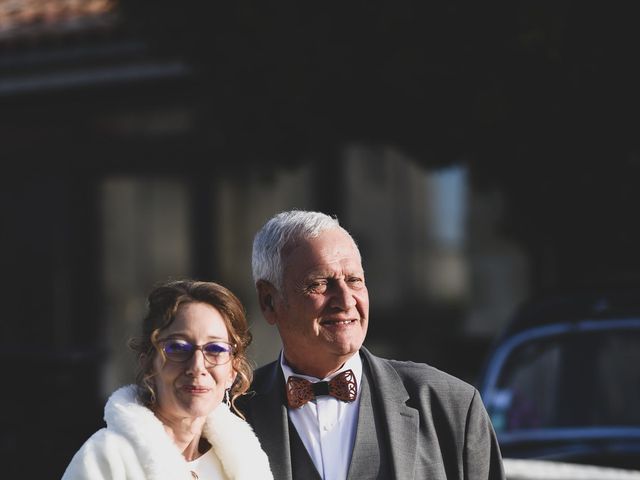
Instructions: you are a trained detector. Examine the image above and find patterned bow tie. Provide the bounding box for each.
[285,369,358,409]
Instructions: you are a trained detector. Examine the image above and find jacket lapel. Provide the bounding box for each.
[347,367,387,479]
[249,363,294,480]
[361,348,419,480]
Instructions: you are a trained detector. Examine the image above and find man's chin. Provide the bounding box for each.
[325,336,365,357]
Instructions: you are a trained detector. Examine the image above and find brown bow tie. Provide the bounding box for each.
[285,369,358,409]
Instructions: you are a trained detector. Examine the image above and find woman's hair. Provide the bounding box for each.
[251,210,346,290]
[129,279,253,416]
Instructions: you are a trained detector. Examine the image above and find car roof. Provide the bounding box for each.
[501,287,640,339]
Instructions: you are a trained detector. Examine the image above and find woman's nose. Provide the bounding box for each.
[185,348,208,375]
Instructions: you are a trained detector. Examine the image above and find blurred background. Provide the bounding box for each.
[1,0,640,477]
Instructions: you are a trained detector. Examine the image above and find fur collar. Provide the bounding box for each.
[105,385,272,480]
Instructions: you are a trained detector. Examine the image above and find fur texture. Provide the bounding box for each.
[62,385,273,480]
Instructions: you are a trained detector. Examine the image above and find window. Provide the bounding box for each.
[488,329,640,431]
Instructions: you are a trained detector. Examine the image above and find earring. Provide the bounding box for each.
[224,388,231,407]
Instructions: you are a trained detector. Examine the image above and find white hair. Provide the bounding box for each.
[252,210,350,290]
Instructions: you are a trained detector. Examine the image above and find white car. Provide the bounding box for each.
[504,458,640,479]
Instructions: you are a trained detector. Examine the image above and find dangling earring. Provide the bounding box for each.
[224,388,231,407]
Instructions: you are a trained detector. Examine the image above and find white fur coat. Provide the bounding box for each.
[62,385,273,480]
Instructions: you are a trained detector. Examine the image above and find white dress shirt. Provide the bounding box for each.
[281,352,363,480]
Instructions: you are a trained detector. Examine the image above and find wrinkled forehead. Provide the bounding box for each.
[281,228,362,273]
[282,226,359,254]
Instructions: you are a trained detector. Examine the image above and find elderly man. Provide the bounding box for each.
[240,210,505,480]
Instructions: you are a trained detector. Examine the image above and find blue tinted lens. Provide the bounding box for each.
[203,342,231,355]
[164,340,193,353]
[160,340,232,364]
[163,340,194,358]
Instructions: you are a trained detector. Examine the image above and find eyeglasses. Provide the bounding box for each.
[157,339,235,366]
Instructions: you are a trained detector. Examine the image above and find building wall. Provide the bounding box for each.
[98,149,531,394]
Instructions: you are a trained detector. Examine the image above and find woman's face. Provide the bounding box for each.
[152,301,236,422]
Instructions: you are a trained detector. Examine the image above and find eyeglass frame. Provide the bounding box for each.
[156,338,236,366]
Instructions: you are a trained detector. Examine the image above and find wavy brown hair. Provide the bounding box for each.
[129,279,253,417]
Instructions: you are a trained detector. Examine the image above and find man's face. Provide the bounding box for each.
[271,228,369,377]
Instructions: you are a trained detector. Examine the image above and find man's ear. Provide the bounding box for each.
[256,279,278,325]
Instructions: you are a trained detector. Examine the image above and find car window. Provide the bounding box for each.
[487,330,640,432]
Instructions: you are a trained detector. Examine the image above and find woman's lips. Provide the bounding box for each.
[181,385,210,394]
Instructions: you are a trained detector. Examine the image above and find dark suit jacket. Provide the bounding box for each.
[239,347,505,480]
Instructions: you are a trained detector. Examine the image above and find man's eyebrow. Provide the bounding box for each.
[303,271,332,280]
[304,268,363,280]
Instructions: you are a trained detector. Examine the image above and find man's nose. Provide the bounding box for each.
[330,279,357,310]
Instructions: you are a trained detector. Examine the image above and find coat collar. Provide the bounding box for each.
[105,385,272,480]
[355,348,420,480]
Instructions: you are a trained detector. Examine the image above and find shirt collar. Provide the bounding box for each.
[280,350,363,385]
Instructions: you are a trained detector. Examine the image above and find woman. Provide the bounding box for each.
[62,280,273,479]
